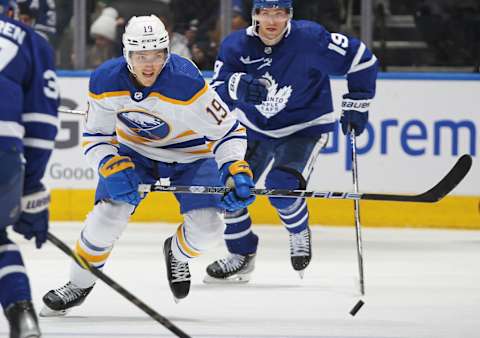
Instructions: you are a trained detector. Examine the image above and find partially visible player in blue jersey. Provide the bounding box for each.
[17,0,56,41]
[0,0,59,337]
[205,0,378,283]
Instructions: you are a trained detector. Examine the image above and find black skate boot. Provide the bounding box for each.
[5,300,41,338]
[289,227,312,278]
[39,282,94,317]
[163,237,191,302]
[204,253,256,283]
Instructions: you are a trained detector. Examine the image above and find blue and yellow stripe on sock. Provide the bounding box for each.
[75,240,111,268]
[174,224,201,259]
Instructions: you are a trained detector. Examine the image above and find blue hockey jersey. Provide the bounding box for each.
[211,20,378,140]
[0,14,59,192]
[32,0,57,38]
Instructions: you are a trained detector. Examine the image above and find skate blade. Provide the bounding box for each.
[19,329,41,338]
[297,269,305,279]
[203,274,251,284]
[39,305,68,317]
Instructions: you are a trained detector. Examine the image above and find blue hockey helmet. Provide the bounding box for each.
[253,0,293,10]
[252,0,293,20]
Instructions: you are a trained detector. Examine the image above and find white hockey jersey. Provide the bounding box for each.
[83,55,246,170]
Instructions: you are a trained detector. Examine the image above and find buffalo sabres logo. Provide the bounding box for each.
[255,72,292,119]
[117,110,171,142]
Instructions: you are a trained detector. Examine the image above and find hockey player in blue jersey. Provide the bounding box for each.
[0,0,59,337]
[205,0,378,282]
[40,14,255,315]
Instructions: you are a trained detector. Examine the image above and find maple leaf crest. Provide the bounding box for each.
[255,72,292,119]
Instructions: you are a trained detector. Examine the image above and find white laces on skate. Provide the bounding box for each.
[289,229,311,257]
[171,257,190,283]
[217,254,246,273]
[54,282,86,304]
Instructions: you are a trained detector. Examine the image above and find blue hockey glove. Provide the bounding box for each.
[13,185,50,249]
[219,160,256,212]
[99,155,141,206]
[340,93,372,136]
[228,72,268,105]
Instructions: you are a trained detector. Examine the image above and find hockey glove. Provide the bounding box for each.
[219,160,256,212]
[99,155,141,206]
[13,184,50,249]
[340,93,372,136]
[228,73,268,105]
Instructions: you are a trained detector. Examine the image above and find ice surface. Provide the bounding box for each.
[1,222,479,338]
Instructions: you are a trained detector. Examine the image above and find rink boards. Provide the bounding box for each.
[48,72,480,228]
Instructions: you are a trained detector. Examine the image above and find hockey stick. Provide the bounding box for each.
[349,130,365,296]
[46,232,191,338]
[138,154,472,202]
[58,107,86,115]
[58,107,472,202]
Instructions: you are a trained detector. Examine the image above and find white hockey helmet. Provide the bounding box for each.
[122,15,170,73]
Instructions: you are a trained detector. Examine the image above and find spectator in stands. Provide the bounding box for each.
[191,40,217,70]
[184,19,199,49]
[170,0,221,68]
[170,0,219,39]
[232,0,250,31]
[162,15,192,59]
[87,7,123,69]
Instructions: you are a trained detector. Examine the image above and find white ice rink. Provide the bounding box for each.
[1,222,479,338]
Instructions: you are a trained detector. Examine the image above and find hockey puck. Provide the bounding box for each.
[349,299,364,316]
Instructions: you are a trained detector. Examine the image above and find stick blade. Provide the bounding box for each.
[363,154,472,203]
[417,154,472,202]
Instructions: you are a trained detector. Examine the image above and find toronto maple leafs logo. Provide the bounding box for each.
[255,72,292,119]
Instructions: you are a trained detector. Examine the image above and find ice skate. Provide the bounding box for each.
[204,253,256,283]
[5,300,41,338]
[289,227,312,278]
[40,282,94,317]
[164,237,191,302]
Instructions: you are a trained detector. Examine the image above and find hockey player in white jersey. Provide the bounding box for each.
[40,15,255,315]
[0,0,59,337]
[205,0,378,282]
